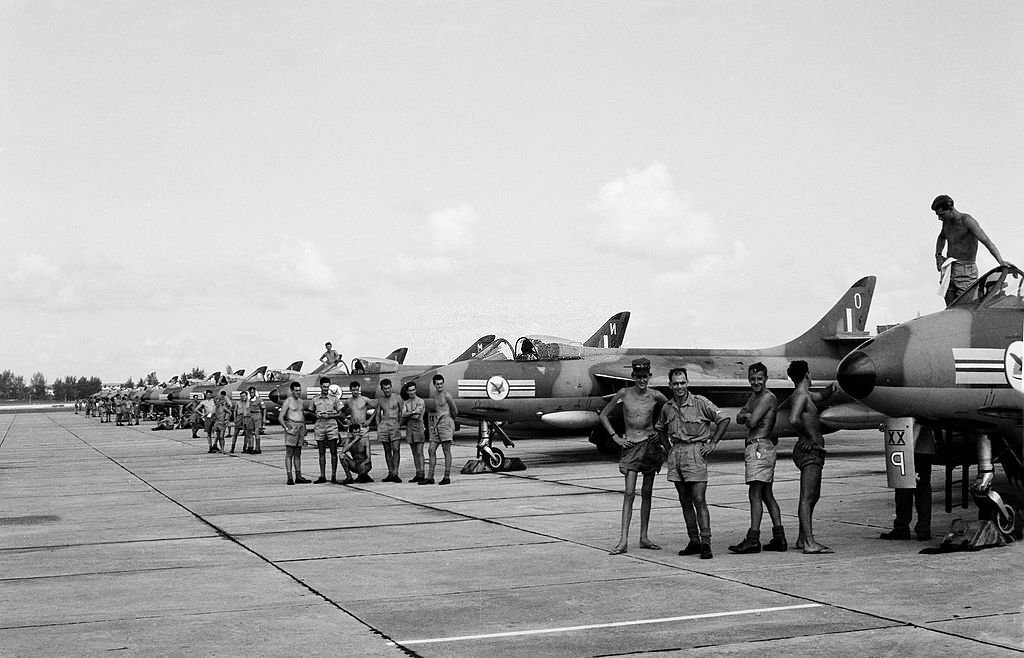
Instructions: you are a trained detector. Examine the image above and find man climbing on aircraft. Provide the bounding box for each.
[320,341,342,368]
[787,360,837,554]
[656,366,730,560]
[932,195,1007,306]
[601,357,668,556]
[730,362,787,554]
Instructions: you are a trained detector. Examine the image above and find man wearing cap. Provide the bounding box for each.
[932,195,1007,306]
[656,367,730,559]
[600,357,668,555]
[320,342,342,368]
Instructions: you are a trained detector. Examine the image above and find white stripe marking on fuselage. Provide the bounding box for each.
[391,603,822,646]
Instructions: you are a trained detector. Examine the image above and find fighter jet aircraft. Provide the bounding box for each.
[411,278,881,454]
[837,264,1023,541]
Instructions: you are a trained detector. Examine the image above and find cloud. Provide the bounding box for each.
[428,204,478,252]
[587,162,720,259]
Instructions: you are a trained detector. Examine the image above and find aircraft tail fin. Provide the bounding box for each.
[285,360,303,372]
[776,276,876,357]
[450,334,497,363]
[243,366,268,382]
[386,347,409,364]
[584,311,630,348]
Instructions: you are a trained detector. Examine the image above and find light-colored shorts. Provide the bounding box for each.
[314,422,339,443]
[744,439,777,483]
[377,421,401,443]
[430,416,455,444]
[283,423,306,448]
[666,442,708,483]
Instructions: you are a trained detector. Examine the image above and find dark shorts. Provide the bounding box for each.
[792,440,826,470]
[284,423,306,448]
[618,440,661,475]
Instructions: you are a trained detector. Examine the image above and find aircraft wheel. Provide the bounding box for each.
[996,504,1016,536]
[484,448,506,472]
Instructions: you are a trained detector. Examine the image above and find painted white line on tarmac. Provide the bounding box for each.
[392,602,823,646]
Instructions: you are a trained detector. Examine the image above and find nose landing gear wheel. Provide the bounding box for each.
[996,504,1016,537]
[483,448,506,472]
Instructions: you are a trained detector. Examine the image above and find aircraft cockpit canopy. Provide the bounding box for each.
[951,265,1024,310]
[475,339,515,361]
[514,335,584,361]
[349,358,399,375]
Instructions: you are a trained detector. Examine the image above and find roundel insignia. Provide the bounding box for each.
[486,375,510,401]
[1006,341,1023,393]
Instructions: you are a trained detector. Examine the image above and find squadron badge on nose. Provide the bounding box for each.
[1006,341,1023,393]
[487,375,510,401]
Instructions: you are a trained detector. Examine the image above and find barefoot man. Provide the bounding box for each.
[600,358,668,555]
[787,360,837,554]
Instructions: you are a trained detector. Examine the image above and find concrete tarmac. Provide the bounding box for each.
[1,413,1021,656]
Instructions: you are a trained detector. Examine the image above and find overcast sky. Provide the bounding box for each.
[2,1,1022,383]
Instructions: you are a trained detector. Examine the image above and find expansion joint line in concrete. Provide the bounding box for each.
[0,415,15,449]
[47,416,419,658]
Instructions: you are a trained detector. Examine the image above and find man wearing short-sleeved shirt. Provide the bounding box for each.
[656,367,729,559]
[312,377,344,483]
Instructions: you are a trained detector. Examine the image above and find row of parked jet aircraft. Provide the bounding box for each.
[99,266,1023,535]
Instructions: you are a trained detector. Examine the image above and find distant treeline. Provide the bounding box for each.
[0,370,159,401]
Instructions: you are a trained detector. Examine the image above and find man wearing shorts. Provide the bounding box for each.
[729,362,787,554]
[657,367,730,559]
[599,357,668,555]
[420,374,458,486]
[247,386,266,453]
[278,380,310,485]
[376,379,404,482]
[787,360,837,554]
[342,382,375,483]
[312,377,343,484]
[401,381,427,483]
[199,390,217,452]
[931,194,1006,306]
[230,391,251,453]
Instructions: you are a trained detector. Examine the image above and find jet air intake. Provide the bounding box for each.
[837,350,876,399]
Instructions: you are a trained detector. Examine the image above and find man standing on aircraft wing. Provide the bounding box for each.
[787,360,837,554]
[420,374,458,486]
[656,366,730,560]
[401,381,427,483]
[279,381,311,485]
[730,362,787,554]
[600,357,668,556]
[932,194,1007,306]
[376,379,404,482]
[312,377,343,484]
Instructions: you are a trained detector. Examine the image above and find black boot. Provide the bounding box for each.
[728,530,761,554]
[762,525,788,552]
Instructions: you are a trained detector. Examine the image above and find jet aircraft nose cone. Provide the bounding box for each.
[837,350,876,399]
[268,389,281,405]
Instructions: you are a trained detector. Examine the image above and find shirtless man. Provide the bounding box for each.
[230,391,251,453]
[311,377,343,484]
[600,357,668,555]
[376,379,404,482]
[729,362,787,554]
[932,195,1007,306]
[278,380,311,485]
[656,367,730,559]
[342,381,375,483]
[787,360,837,554]
[320,341,342,368]
[420,374,458,486]
[400,381,427,483]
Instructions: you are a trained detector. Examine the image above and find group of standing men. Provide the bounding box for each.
[602,357,836,559]
[275,373,460,488]
[79,394,139,426]
[190,386,267,455]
